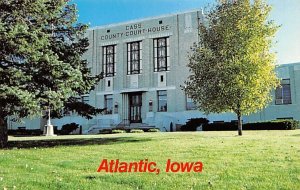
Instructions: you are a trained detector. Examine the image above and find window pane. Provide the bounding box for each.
[158,57,166,68]
[82,96,89,104]
[154,39,157,48]
[186,96,196,110]
[105,95,113,114]
[282,79,290,85]
[158,90,167,96]
[282,84,291,104]
[107,46,113,53]
[128,41,141,74]
[275,79,292,105]
[103,45,116,77]
[158,47,165,57]
[158,38,166,47]
[158,91,167,112]
[154,37,169,72]
[275,87,282,100]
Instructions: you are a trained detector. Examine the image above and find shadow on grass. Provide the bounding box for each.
[7,137,151,149]
[291,134,300,137]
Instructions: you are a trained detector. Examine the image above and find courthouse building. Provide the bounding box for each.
[10,10,300,132]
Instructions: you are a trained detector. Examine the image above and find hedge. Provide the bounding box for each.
[8,129,42,136]
[130,129,144,133]
[202,119,299,131]
[180,118,209,131]
[99,129,112,134]
[112,129,126,134]
[147,128,160,132]
[60,123,79,135]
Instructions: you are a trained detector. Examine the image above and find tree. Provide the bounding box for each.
[0,0,102,148]
[43,2,105,120]
[185,0,279,136]
[51,97,105,120]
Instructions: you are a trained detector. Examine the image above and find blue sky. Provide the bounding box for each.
[73,0,300,65]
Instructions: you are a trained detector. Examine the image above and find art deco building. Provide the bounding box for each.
[10,10,300,132]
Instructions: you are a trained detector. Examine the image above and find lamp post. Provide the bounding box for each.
[45,23,56,136]
[45,106,56,136]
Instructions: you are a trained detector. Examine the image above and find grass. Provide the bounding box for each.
[1,130,300,190]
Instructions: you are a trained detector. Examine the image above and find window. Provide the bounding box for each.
[103,45,116,77]
[81,95,89,104]
[127,41,142,74]
[275,79,292,105]
[154,37,170,72]
[104,95,113,114]
[157,90,167,112]
[186,95,196,110]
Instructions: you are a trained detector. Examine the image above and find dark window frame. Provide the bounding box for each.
[102,45,116,77]
[154,37,170,72]
[275,79,292,105]
[127,41,142,75]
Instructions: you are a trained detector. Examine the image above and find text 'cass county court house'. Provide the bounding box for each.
[11,10,300,132]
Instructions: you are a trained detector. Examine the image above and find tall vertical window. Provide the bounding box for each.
[154,37,170,72]
[275,79,292,105]
[103,45,116,77]
[157,90,167,112]
[127,41,142,74]
[186,95,196,110]
[104,95,113,114]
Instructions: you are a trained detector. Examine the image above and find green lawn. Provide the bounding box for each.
[1,130,300,190]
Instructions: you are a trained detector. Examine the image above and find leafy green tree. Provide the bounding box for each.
[0,0,102,148]
[185,0,279,136]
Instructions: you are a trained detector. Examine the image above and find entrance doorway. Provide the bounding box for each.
[129,93,142,123]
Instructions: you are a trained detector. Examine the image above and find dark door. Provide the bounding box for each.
[129,93,142,123]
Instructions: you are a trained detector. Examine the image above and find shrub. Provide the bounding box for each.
[99,129,112,134]
[244,119,299,130]
[202,122,236,131]
[147,128,160,132]
[202,119,299,131]
[181,118,209,131]
[130,129,144,133]
[112,129,126,134]
[60,123,79,135]
[8,129,42,136]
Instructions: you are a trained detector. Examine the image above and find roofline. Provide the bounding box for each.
[88,8,203,31]
[276,62,300,67]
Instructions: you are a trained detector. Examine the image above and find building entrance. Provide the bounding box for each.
[129,93,142,123]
